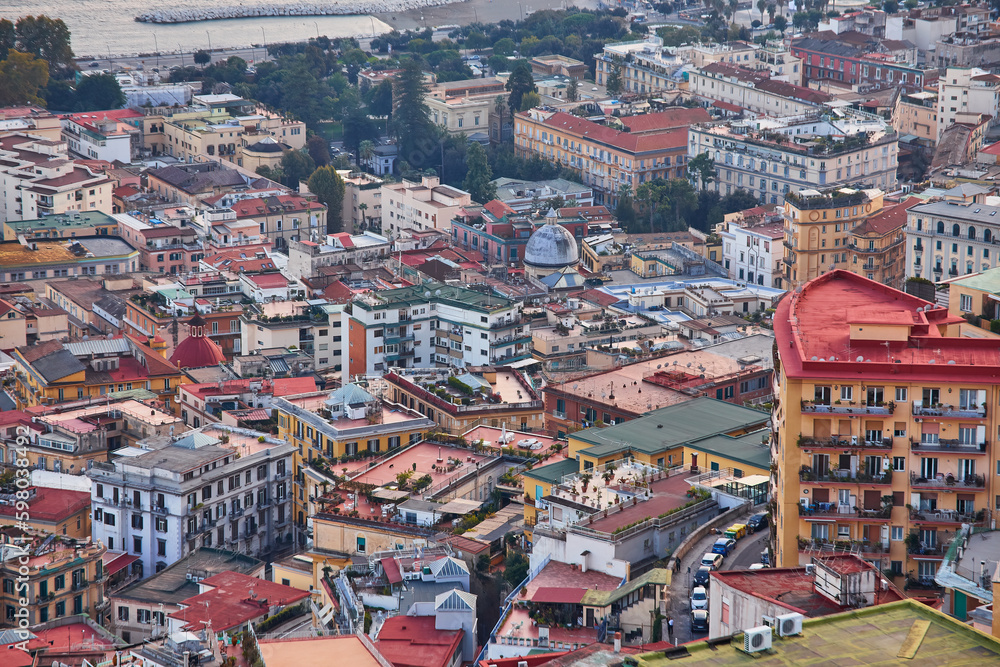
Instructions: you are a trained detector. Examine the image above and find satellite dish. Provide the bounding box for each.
[856,356,864,362]
[424,291,431,297]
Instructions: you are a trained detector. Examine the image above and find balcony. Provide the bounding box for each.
[385,333,415,345]
[909,471,985,490]
[72,579,89,591]
[799,466,892,486]
[912,401,986,419]
[801,400,894,415]
[385,349,415,362]
[910,438,988,455]
[908,508,984,525]
[798,435,892,450]
[797,538,890,554]
[798,503,891,521]
[256,499,272,509]
[151,505,169,515]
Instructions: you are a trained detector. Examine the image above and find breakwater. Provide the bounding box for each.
[136,0,462,23]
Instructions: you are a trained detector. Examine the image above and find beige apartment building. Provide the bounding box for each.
[894,91,938,144]
[782,187,885,288]
[381,176,473,236]
[426,78,505,136]
[0,105,63,141]
[688,62,830,116]
[595,36,683,95]
[342,172,383,232]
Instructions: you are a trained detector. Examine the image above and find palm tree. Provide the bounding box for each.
[728,0,739,23]
[359,140,375,170]
[358,202,368,231]
[757,0,767,22]
[493,95,507,142]
[767,2,776,22]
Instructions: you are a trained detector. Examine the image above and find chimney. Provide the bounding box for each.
[614,632,621,653]
[580,558,587,573]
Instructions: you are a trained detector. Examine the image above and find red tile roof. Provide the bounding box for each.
[230,195,324,218]
[619,107,711,133]
[102,551,140,576]
[853,196,921,237]
[526,111,689,153]
[375,616,463,667]
[169,571,310,632]
[0,487,90,523]
[248,273,289,289]
[381,557,403,585]
[485,200,516,218]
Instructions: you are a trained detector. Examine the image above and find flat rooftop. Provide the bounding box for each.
[258,636,383,667]
[582,473,693,534]
[463,425,562,453]
[348,441,493,489]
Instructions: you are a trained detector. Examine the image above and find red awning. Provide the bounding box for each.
[382,557,403,585]
[103,552,139,576]
[531,587,586,604]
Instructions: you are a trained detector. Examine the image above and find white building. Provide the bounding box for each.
[688,62,829,117]
[61,110,143,163]
[285,231,391,281]
[905,185,1000,281]
[88,426,295,579]
[688,109,898,206]
[594,36,684,95]
[936,67,1000,141]
[720,219,786,288]
[343,281,529,380]
[381,176,473,237]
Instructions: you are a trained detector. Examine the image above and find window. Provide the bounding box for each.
[56,601,65,618]
[893,456,905,471]
[118,606,129,621]
[133,536,142,554]
[895,387,907,402]
[137,609,151,624]
[891,526,903,541]
[840,386,853,401]
[960,294,973,312]
[357,535,366,553]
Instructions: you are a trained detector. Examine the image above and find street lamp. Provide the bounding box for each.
[178,44,185,67]
[153,33,159,68]
[261,26,267,60]
[314,21,320,38]
[370,16,376,38]
[518,1,523,20]
[206,30,212,57]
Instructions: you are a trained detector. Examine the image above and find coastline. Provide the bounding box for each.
[374,0,601,31]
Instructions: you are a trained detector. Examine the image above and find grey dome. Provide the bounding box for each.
[524,221,579,270]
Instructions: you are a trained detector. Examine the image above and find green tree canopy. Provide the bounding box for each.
[390,58,440,171]
[14,16,73,77]
[307,135,331,167]
[505,60,536,116]
[493,37,516,56]
[687,152,717,189]
[308,166,346,234]
[605,61,623,96]
[463,142,497,204]
[281,150,317,187]
[73,73,125,111]
[0,50,49,106]
[194,50,211,66]
[519,91,541,112]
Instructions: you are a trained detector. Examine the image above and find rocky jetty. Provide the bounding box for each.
[136,0,463,23]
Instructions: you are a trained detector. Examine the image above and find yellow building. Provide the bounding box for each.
[894,91,939,144]
[845,197,918,290]
[773,270,996,594]
[566,398,771,473]
[0,534,106,625]
[522,457,578,533]
[311,512,437,557]
[0,298,27,348]
[12,335,182,411]
[272,387,436,525]
[946,266,1000,335]
[783,187,885,288]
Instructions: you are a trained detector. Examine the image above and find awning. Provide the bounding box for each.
[506,358,541,369]
[381,557,403,585]
[373,488,411,501]
[103,552,139,576]
[531,587,585,604]
[438,498,484,515]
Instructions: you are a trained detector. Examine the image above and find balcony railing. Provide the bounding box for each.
[798,435,892,450]
[909,472,986,489]
[799,467,892,485]
[151,505,169,515]
[797,538,890,554]
[801,400,894,415]
[910,438,987,454]
[798,504,891,520]
[912,401,987,418]
[908,509,983,524]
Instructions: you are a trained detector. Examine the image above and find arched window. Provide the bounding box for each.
[937,221,945,234]
[985,229,993,243]
[969,226,976,240]
[953,224,961,237]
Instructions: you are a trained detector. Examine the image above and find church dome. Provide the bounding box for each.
[523,210,579,271]
[169,315,227,368]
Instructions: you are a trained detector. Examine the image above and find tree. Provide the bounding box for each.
[767,2,777,22]
[720,189,760,214]
[390,58,440,171]
[605,61,624,96]
[0,51,49,106]
[194,50,211,66]
[773,15,787,33]
[359,140,376,168]
[307,134,330,167]
[519,91,541,111]
[281,150,317,187]
[757,0,767,21]
[616,184,637,230]
[463,142,497,204]
[503,552,529,587]
[493,37,516,56]
[465,31,489,52]
[308,166,346,233]
[358,202,369,230]
[567,77,579,102]
[505,60,536,116]
[14,16,73,77]
[367,79,394,118]
[493,95,508,143]
[73,73,124,111]
[687,152,717,189]
[0,19,14,61]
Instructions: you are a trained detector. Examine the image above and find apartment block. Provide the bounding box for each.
[905,184,1000,281]
[3,210,119,241]
[515,107,709,206]
[846,196,917,290]
[88,426,294,579]
[688,62,830,116]
[381,176,473,236]
[62,109,144,163]
[782,187,886,288]
[425,77,504,136]
[894,91,939,145]
[116,213,203,274]
[342,171,383,233]
[0,105,63,141]
[594,36,683,95]
[240,300,343,372]
[791,33,928,92]
[344,282,529,380]
[936,67,1000,141]
[688,109,898,207]
[720,214,785,288]
[773,270,998,596]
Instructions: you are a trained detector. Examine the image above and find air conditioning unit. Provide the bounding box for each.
[777,612,803,637]
[744,626,772,653]
[805,564,816,575]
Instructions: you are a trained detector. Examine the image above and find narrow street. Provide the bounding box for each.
[664,527,768,645]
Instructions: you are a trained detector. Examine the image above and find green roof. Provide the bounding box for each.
[581,568,669,608]
[356,281,517,314]
[523,458,579,486]
[4,211,118,232]
[950,266,1000,295]
[687,430,771,471]
[572,398,769,459]
[630,599,1000,666]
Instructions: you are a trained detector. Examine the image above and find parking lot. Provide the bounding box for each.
[664,523,768,645]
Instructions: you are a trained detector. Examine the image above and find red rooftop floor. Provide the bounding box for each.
[32,623,112,651]
[583,473,693,534]
[349,441,492,488]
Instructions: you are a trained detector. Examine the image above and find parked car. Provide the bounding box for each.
[712,538,737,556]
[690,585,708,610]
[701,552,724,570]
[693,565,711,587]
[749,563,766,570]
[747,513,769,533]
[691,609,709,633]
[89,61,101,67]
